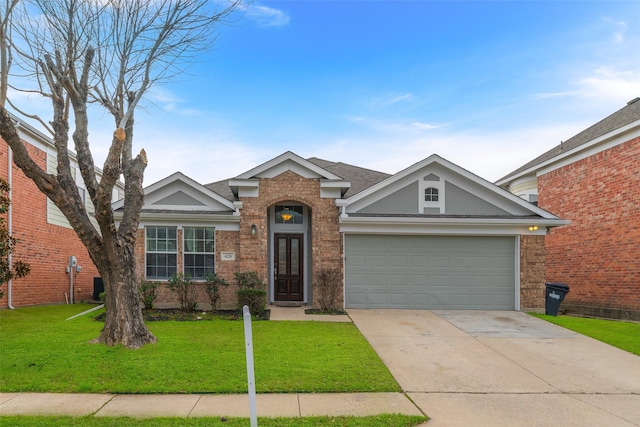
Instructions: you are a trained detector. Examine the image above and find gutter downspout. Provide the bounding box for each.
[7,145,15,309]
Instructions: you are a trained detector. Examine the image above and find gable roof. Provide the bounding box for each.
[114,171,236,213]
[340,154,561,220]
[226,151,352,198]
[204,152,389,201]
[497,97,640,184]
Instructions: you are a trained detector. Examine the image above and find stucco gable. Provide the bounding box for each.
[113,172,235,213]
[342,154,558,219]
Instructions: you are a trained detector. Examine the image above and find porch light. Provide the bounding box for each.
[528,225,538,231]
[280,209,293,222]
[251,224,257,235]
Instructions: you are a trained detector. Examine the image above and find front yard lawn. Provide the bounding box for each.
[0,305,400,394]
[531,313,640,356]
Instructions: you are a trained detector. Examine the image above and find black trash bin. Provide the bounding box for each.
[545,282,569,316]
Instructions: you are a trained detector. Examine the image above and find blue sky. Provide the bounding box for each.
[16,1,640,185]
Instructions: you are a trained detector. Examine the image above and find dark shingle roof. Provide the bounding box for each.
[204,179,236,201]
[203,157,391,201]
[306,157,391,198]
[498,97,640,182]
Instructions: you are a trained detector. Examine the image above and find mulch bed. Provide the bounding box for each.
[304,308,348,315]
[94,309,270,322]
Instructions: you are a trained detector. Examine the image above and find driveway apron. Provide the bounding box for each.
[349,309,640,426]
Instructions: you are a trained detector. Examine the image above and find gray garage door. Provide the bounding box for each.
[345,235,516,310]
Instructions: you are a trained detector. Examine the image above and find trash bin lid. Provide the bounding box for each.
[545,282,570,291]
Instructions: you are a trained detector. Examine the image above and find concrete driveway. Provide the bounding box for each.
[349,310,640,426]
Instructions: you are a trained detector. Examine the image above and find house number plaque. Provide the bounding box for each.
[221,252,236,261]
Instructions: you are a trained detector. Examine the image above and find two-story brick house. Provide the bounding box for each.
[498,97,640,320]
[121,151,568,311]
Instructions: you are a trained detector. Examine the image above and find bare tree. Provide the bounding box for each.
[0,0,241,348]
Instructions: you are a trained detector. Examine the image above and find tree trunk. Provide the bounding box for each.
[96,235,156,349]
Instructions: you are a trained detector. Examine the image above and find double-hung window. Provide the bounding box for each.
[146,226,177,279]
[183,227,215,279]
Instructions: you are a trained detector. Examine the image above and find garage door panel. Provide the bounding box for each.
[345,235,516,310]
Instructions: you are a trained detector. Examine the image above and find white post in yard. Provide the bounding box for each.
[243,305,258,427]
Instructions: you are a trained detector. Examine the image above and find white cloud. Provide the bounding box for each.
[574,67,640,100]
[244,3,290,27]
[602,17,628,44]
[348,115,448,134]
[531,67,640,106]
[367,92,415,109]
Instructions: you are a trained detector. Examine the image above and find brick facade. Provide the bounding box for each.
[1,140,100,307]
[519,235,546,310]
[135,170,342,309]
[538,137,640,313]
[238,171,342,307]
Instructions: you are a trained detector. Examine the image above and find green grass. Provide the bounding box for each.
[531,314,640,355]
[0,305,399,393]
[0,415,427,426]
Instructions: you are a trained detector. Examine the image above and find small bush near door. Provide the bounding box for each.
[235,271,266,315]
[315,268,342,312]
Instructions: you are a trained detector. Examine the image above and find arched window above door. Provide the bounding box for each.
[275,205,304,224]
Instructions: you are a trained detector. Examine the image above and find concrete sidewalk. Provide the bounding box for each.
[0,392,423,418]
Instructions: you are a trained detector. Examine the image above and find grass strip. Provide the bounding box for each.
[0,305,399,393]
[0,415,428,427]
[530,313,640,355]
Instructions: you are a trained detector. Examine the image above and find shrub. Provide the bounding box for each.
[203,272,230,311]
[315,268,342,312]
[234,271,265,289]
[237,288,267,314]
[139,281,160,310]
[98,292,105,302]
[167,273,197,312]
[235,271,266,314]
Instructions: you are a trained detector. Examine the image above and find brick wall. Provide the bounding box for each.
[519,235,546,310]
[239,171,342,308]
[1,140,100,307]
[538,137,640,311]
[134,227,241,310]
[134,171,342,310]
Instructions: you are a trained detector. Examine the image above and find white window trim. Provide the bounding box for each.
[145,225,178,280]
[419,178,444,213]
[182,226,216,280]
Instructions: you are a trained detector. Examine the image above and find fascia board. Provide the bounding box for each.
[339,216,570,235]
[339,215,570,227]
[496,120,640,186]
[320,180,352,188]
[114,210,240,225]
[228,178,259,187]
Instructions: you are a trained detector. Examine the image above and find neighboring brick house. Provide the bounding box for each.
[118,151,567,311]
[1,116,123,307]
[497,97,640,320]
